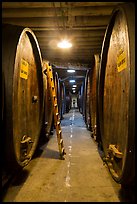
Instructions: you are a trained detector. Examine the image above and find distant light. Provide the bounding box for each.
[73,90,76,93]
[57,40,72,48]
[69,80,75,83]
[72,87,76,90]
[72,85,77,87]
[67,70,75,73]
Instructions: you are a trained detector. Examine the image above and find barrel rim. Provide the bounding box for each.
[98,3,135,184]
[13,26,44,167]
[2,24,44,170]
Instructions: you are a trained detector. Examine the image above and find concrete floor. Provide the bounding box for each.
[2,109,133,202]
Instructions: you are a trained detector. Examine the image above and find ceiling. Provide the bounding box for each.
[2,2,125,94]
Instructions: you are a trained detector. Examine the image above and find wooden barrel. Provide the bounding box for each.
[53,71,61,115]
[2,72,5,167]
[2,71,5,125]
[83,55,95,123]
[77,82,84,114]
[84,69,91,130]
[82,77,87,120]
[65,92,71,113]
[89,54,101,142]
[41,60,54,140]
[60,82,66,119]
[2,24,44,171]
[98,3,135,185]
[77,93,81,112]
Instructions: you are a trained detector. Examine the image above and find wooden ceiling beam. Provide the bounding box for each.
[2,16,110,27]
[2,2,124,9]
[33,26,106,32]
[32,27,106,31]
[36,36,103,40]
[34,30,105,39]
[40,46,101,50]
[51,62,90,69]
[2,6,115,18]
[42,56,92,64]
[39,41,102,46]
[41,51,93,54]
[38,38,103,43]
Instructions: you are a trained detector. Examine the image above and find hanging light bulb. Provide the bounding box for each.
[69,79,75,83]
[57,39,72,48]
[67,70,75,73]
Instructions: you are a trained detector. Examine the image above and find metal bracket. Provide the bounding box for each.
[108,144,123,159]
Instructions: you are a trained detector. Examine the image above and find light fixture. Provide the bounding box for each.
[53,3,73,50]
[72,85,77,87]
[67,70,75,73]
[72,87,76,90]
[57,40,72,49]
[69,79,75,83]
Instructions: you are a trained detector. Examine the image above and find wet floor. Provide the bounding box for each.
[2,109,134,202]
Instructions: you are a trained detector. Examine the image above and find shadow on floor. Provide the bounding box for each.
[2,168,30,201]
[43,147,60,160]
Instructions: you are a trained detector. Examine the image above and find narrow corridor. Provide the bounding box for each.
[3,109,123,202]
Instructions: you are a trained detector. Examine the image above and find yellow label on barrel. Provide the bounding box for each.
[20,59,28,79]
[117,49,127,72]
